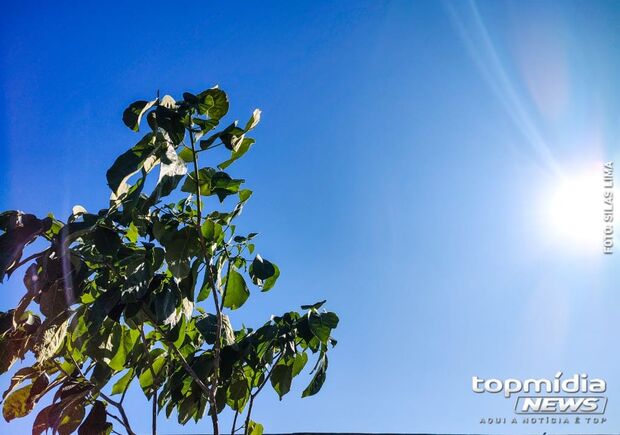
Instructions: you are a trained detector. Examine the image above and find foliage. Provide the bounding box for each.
[0,87,338,434]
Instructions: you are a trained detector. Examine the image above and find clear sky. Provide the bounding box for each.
[2,1,620,433]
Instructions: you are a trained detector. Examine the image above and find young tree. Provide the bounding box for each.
[0,87,339,435]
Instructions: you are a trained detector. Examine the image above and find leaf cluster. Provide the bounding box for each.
[0,87,338,435]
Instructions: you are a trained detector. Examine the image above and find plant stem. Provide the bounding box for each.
[64,354,136,435]
[152,393,157,435]
[231,410,239,435]
[189,126,222,435]
[144,310,211,397]
[140,326,158,435]
[219,249,231,312]
[100,392,137,435]
[243,354,283,433]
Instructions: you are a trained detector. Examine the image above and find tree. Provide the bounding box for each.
[0,87,339,435]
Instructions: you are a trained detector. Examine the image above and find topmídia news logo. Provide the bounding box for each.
[473,372,608,426]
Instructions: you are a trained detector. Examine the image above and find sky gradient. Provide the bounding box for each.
[2,1,620,433]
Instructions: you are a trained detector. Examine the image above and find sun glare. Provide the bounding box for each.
[542,170,606,251]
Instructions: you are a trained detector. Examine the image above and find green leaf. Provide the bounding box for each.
[218,137,255,169]
[148,143,187,204]
[121,260,153,302]
[249,255,274,279]
[249,255,279,292]
[151,282,181,325]
[227,375,249,411]
[220,125,246,150]
[126,222,139,243]
[147,106,186,144]
[2,367,37,400]
[122,99,157,131]
[262,263,280,292]
[244,108,261,131]
[111,369,134,395]
[308,311,339,343]
[163,227,200,279]
[238,189,253,202]
[178,260,199,301]
[201,219,223,243]
[33,316,69,364]
[193,118,219,141]
[197,280,212,302]
[106,132,160,194]
[139,355,166,394]
[78,401,111,435]
[177,146,195,163]
[195,314,217,345]
[270,363,292,399]
[181,168,244,202]
[301,300,326,310]
[57,401,85,435]
[107,328,139,371]
[222,270,250,310]
[2,384,33,421]
[292,352,308,377]
[0,213,47,282]
[247,420,264,435]
[302,353,328,397]
[196,87,229,119]
[93,323,122,365]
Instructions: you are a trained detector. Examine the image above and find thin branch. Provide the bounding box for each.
[99,391,137,435]
[66,353,136,435]
[196,141,225,152]
[252,353,283,400]
[143,310,211,397]
[120,371,131,404]
[231,410,239,435]
[152,392,158,435]
[219,250,232,312]
[107,412,128,429]
[244,354,283,432]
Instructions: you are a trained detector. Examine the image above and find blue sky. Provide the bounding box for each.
[2,1,620,433]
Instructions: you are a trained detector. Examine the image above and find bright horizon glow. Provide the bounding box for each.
[542,169,606,252]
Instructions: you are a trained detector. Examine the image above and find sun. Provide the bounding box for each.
[542,170,605,251]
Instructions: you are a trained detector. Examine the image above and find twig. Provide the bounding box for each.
[99,391,137,435]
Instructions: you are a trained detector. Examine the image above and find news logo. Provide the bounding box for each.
[473,372,608,423]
